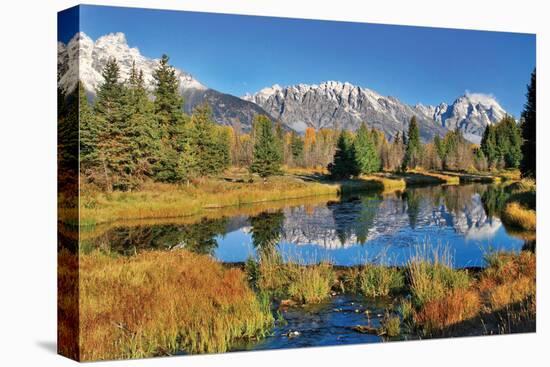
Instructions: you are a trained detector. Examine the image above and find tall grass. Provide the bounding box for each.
[343,264,405,298]
[253,250,335,304]
[406,244,471,308]
[59,249,273,361]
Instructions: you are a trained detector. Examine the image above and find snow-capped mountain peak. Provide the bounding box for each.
[57,31,206,97]
[243,81,509,143]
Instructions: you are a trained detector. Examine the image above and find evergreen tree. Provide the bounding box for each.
[290,132,304,163]
[481,124,498,166]
[520,69,536,178]
[354,123,380,174]
[94,57,134,191]
[151,54,187,182]
[498,115,523,168]
[188,103,230,177]
[402,116,422,170]
[250,115,282,179]
[126,63,160,182]
[152,54,184,130]
[78,81,98,174]
[328,131,360,179]
[434,134,446,163]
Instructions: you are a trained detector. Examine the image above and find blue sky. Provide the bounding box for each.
[59,5,535,117]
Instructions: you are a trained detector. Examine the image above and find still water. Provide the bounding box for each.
[84,184,526,268]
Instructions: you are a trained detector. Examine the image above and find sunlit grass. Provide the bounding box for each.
[59,249,273,361]
[501,202,536,231]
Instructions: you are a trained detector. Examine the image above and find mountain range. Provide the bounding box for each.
[58,32,509,143]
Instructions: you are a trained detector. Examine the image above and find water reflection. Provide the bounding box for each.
[83,184,530,267]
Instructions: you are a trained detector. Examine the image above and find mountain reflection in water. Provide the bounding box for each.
[83,184,527,267]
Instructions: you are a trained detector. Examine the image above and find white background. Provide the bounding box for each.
[0,0,547,366]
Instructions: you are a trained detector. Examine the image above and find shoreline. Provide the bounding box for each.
[62,169,517,227]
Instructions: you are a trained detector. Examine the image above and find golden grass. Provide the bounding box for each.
[381,312,401,337]
[77,170,394,226]
[360,174,406,192]
[501,202,536,231]
[59,249,273,361]
[79,176,341,226]
[407,169,460,185]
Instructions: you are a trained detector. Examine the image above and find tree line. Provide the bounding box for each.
[74,56,536,190]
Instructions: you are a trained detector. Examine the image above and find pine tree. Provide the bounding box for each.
[290,132,304,163]
[402,116,422,170]
[125,63,161,183]
[481,124,498,166]
[78,81,98,174]
[499,115,523,168]
[520,69,536,178]
[151,54,187,182]
[250,115,282,180]
[187,103,230,177]
[94,57,134,191]
[354,123,381,174]
[152,54,184,130]
[328,131,360,179]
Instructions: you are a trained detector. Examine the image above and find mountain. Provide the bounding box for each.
[58,32,509,142]
[57,32,273,131]
[243,81,508,143]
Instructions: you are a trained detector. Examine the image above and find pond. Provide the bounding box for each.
[83,183,527,268]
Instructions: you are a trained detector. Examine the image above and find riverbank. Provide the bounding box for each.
[70,168,406,226]
[244,247,535,338]
[66,167,524,227]
[59,246,536,360]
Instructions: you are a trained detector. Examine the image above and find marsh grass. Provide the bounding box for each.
[407,244,471,309]
[59,249,273,361]
[77,172,390,226]
[253,250,336,304]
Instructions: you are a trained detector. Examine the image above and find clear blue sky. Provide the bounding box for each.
[59,5,535,117]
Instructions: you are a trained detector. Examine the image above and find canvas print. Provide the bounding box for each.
[57,4,536,362]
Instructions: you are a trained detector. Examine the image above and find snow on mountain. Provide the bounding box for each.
[57,32,206,98]
[243,82,509,143]
[58,31,510,141]
[57,32,272,131]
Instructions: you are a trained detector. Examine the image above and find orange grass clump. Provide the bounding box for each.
[414,289,480,334]
[59,249,273,361]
